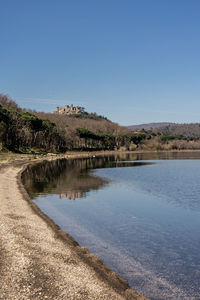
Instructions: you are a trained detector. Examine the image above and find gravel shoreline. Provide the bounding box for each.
[0,159,148,300]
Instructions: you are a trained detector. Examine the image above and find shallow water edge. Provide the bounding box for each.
[17,153,148,299]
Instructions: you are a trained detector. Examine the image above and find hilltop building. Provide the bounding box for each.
[55,104,85,115]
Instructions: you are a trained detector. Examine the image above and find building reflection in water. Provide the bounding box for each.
[59,191,85,200]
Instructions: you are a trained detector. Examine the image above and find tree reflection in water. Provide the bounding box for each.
[22,155,153,200]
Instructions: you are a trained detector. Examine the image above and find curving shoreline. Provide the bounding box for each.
[0,154,148,300]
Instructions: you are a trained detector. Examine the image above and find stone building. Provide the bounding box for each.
[55,104,84,115]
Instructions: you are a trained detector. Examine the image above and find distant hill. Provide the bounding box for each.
[129,122,200,139]
[155,123,200,138]
[128,122,174,130]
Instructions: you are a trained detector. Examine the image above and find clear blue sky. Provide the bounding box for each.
[1,0,200,125]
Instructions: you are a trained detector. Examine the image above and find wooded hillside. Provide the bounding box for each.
[0,96,66,153]
[0,95,150,152]
[155,123,200,138]
[1,94,200,153]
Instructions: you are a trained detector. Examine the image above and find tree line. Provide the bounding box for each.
[0,95,66,152]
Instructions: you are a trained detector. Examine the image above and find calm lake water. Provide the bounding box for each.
[22,152,200,300]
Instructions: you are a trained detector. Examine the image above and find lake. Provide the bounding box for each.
[22,152,200,300]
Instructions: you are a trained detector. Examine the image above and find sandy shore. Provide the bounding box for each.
[0,159,147,299]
